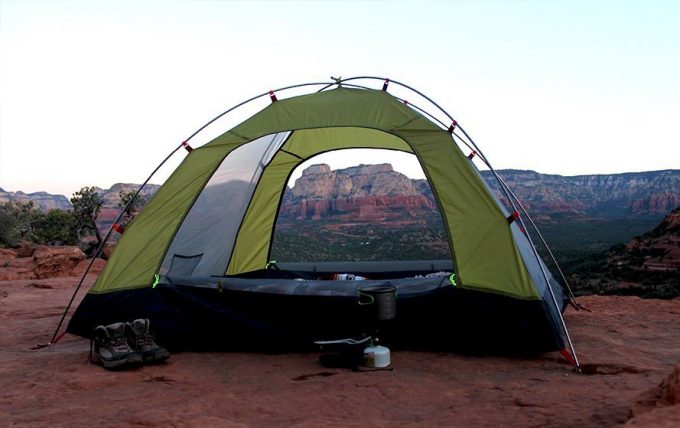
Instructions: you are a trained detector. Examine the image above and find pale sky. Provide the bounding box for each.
[1,0,679,197]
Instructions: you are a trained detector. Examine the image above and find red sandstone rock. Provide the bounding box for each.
[625,405,680,427]
[631,192,680,215]
[0,248,17,260]
[0,246,108,281]
[32,246,85,279]
[291,163,418,201]
[0,256,37,281]
[284,194,436,222]
[70,258,107,277]
[16,243,37,258]
[630,364,680,418]
[1,285,679,426]
[0,246,91,281]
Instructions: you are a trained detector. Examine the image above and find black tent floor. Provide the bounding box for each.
[68,283,564,355]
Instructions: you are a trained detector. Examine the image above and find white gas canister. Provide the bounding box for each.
[363,345,391,368]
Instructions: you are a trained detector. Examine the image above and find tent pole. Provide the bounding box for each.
[45,81,346,347]
[494,176,581,308]
[334,76,581,368]
[48,76,580,367]
[447,130,580,309]
[454,125,580,369]
[46,142,186,347]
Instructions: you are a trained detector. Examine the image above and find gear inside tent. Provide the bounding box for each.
[65,77,579,366]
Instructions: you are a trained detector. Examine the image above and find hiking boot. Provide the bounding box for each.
[92,322,143,370]
[126,319,170,364]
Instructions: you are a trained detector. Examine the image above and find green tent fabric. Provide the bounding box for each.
[67,80,578,363]
[91,87,536,299]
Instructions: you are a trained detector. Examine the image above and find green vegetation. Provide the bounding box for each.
[530,216,664,270]
[271,211,679,298]
[32,208,79,245]
[0,186,107,249]
[271,214,661,267]
[71,186,104,246]
[0,201,78,247]
[118,190,146,227]
[0,201,38,246]
[271,217,450,262]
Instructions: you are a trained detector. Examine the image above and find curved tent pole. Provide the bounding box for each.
[454,124,581,369]
[341,77,580,305]
[46,142,186,347]
[333,76,581,368]
[46,80,341,347]
[48,76,580,368]
[446,130,580,308]
[443,125,580,307]
[493,176,580,306]
[182,81,338,144]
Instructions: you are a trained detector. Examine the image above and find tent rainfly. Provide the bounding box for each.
[64,77,579,367]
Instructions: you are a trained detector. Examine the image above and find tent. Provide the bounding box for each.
[66,77,578,363]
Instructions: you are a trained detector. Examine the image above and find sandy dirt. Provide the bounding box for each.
[1,276,679,427]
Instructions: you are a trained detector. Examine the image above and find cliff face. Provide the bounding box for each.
[570,207,680,298]
[625,207,680,272]
[280,164,435,222]
[4,168,677,218]
[0,188,71,211]
[484,169,680,216]
[279,166,680,223]
[94,183,162,225]
[273,165,679,264]
[95,183,161,209]
[272,164,447,261]
[291,164,419,200]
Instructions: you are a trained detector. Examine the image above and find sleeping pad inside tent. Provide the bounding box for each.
[67,81,574,357]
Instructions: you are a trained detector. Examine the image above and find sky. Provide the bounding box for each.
[1,0,679,197]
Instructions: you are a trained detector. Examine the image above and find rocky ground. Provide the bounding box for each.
[1,270,679,427]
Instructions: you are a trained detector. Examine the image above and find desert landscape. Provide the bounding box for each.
[1,246,679,427]
[3,1,679,426]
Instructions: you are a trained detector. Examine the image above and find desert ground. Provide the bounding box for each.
[1,271,679,427]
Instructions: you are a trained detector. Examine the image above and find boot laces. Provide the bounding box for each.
[133,328,155,349]
[111,335,131,353]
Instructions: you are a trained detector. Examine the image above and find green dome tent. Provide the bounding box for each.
[64,77,579,365]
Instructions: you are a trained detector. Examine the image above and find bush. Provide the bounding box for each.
[0,202,80,248]
[71,187,103,245]
[0,201,40,247]
[32,209,78,246]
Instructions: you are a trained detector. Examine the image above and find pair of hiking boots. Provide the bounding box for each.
[91,319,169,370]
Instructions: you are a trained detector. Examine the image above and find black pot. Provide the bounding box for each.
[358,285,397,321]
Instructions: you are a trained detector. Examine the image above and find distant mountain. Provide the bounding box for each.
[95,183,161,226]
[4,167,678,265]
[0,183,161,214]
[5,168,677,219]
[482,169,680,217]
[279,164,436,224]
[480,169,679,264]
[281,166,680,223]
[272,164,447,262]
[569,207,680,298]
[95,183,161,209]
[0,188,71,211]
[274,165,680,264]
